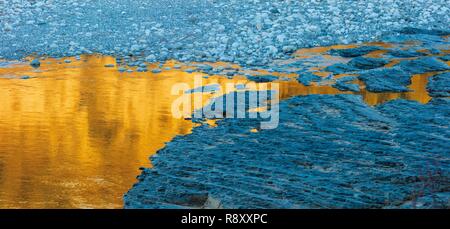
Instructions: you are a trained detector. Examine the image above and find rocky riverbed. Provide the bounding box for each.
[124,30,450,209]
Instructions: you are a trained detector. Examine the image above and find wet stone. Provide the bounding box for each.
[398,57,450,74]
[329,46,381,58]
[30,59,40,68]
[333,81,360,92]
[324,63,359,74]
[296,72,321,86]
[438,55,450,62]
[124,95,450,209]
[398,27,450,36]
[387,49,426,58]
[427,72,450,97]
[347,57,389,70]
[246,75,278,83]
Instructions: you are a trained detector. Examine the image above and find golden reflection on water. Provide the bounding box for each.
[0,56,248,208]
[0,49,439,208]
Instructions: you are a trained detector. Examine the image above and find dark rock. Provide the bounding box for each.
[333,77,360,92]
[347,57,389,70]
[388,49,426,58]
[427,72,450,97]
[296,72,321,86]
[358,67,411,92]
[136,67,147,72]
[124,95,450,209]
[375,161,405,168]
[398,27,450,36]
[398,57,450,74]
[438,55,450,62]
[30,58,40,68]
[324,63,358,74]
[246,75,278,83]
[329,46,381,58]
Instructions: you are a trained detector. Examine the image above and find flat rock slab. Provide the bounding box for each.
[124,94,450,209]
[296,72,322,86]
[397,57,450,74]
[347,57,389,70]
[329,46,382,58]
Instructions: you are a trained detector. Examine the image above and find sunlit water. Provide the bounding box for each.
[0,43,441,208]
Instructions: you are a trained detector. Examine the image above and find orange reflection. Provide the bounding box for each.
[0,56,247,208]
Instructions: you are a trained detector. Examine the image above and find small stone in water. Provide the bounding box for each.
[137,67,147,72]
[30,59,40,68]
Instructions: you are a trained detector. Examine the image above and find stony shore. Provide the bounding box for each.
[1,0,449,66]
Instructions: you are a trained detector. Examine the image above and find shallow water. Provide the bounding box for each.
[0,48,437,208]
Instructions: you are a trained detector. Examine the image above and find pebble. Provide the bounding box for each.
[30,58,41,67]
